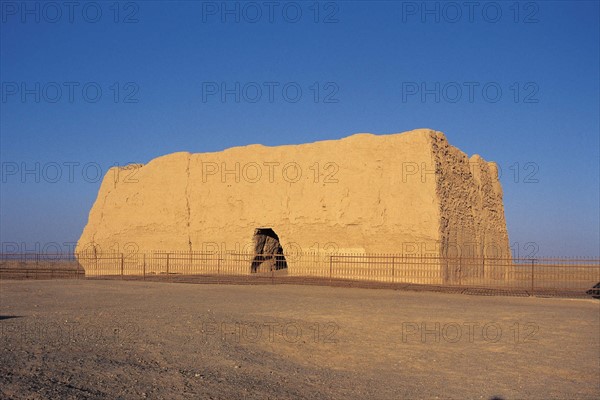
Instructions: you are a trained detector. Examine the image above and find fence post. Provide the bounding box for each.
[458,256,462,286]
[166,253,170,282]
[482,255,485,279]
[329,255,332,283]
[391,256,395,282]
[402,254,405,283]
[530,258,535,295]
[143,253,146,281]
[120,253,124,279]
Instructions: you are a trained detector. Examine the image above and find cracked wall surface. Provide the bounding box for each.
[76,129,511,277]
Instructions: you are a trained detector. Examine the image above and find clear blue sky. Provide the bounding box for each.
[1,1,598,257]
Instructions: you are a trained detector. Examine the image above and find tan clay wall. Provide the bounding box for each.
[76,129,511,283]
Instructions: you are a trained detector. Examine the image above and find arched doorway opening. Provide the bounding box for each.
[250,228,287,273]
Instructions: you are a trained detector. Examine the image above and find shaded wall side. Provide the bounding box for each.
[431,133,511,284]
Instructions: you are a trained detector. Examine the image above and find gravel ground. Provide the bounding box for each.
[1,279,598,399]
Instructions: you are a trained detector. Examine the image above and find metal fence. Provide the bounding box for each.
[1,252,599,298]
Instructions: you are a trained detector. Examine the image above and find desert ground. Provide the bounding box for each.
[1,280,598,399]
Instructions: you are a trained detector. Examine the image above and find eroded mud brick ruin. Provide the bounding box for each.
[77,129,511,282]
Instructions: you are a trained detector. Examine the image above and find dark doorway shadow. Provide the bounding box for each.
[251,228,287,273]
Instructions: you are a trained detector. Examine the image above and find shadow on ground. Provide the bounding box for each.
[0,316,22,321]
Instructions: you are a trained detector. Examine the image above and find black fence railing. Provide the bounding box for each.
[1,252,599,298]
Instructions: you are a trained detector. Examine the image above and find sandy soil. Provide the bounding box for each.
[1,280,598,399]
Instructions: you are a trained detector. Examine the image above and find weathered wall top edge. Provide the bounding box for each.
[140,128,444,167]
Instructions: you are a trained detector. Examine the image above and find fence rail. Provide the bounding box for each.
[1,252,599,298]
